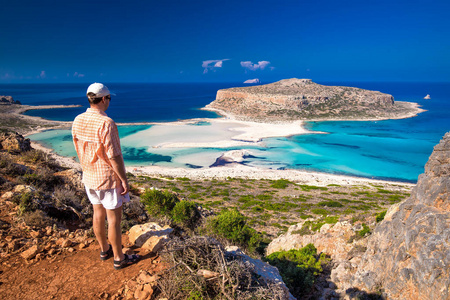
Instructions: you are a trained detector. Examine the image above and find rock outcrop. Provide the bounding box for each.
[343,131,450,299]
[0,131,31,152]
[0,96,21,105]
[206,78,422,121]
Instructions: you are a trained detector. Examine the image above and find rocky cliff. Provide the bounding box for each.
[345,131,450,299]
[206,79,422,121]
[0,96,21,105]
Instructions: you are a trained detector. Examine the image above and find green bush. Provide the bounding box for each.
[205,209,261,253]
[265,244,328,298]
[358,223,371,237]
[376,210,387,222]
[317,200,343,208]
[270,179,291,189]
[141,189,178,217]
[172,200,200,229]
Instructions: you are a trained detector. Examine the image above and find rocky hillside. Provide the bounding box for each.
[344,131,450,299]
[267,131,450,299]
[206,78,423,121]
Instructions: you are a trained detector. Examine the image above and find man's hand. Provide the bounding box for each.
[110,155,129,195]
[119,179,129,195]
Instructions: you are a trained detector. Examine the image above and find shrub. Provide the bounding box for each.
[311,208,329,216]
[23,210,55,228]
[317,200,343,208]
[265,244,328,298]
[141,189,178,218]
[13,192,37,215]
[270,179,291,189]
[298,185,328,192]
[157,236,289,300]
[376,210,387,222]
[20,167,61,191]
[172,200,200,229]
[204,209,261,253]
[358,223,371,237]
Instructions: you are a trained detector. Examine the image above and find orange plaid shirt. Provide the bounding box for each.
[72,108,122,190]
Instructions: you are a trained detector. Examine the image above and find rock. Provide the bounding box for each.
[343,132,450,299]
[53,169,83,189]
[0,96,21,105]
[78,243,86,250]
[30,230,41,239]
[137,271,159,284]
[21,245,39,260]
[205,79,421,121]
[128,222,173,252]
[267,221,358,262]
[8,240,21,251]
[134,284,154,300]
[61,239,73,248]
[226,246,296,300]
[13,185,36,194]
[0,131,31,152]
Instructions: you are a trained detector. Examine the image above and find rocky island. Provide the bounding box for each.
[206,78,424,121]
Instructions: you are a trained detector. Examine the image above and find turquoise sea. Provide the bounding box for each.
[2,81,449,183]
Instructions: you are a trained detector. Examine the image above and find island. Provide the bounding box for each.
[205,78,424,121]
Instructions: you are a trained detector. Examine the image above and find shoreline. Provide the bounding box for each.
[30,140,414,188]
[20,103,422,187]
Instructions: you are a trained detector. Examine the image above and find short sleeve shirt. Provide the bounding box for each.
[72,108,122,190]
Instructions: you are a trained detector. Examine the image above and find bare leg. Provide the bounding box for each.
[106,206,124,261]
[92,204,109,252]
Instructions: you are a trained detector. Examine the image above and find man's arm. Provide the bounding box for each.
[110,155,129,195]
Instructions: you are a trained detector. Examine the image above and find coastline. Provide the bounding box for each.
[30,140,414,188]
[20,103,422,187]
[14,102,424,187]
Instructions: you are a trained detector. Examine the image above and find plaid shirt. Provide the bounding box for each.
[72,108,122,190]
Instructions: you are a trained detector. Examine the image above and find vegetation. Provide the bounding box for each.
[376,210,387,222]
[202,209,261,253]
[265,244,329,298]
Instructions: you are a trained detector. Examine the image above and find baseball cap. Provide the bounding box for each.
[86,83,116,97]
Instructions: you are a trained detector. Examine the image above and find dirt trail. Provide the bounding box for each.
[0,240,162,299]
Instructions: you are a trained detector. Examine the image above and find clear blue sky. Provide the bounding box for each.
[1,0,449,83]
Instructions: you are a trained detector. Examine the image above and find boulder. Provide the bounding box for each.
[128,222,173,252]
[0,131,31,152]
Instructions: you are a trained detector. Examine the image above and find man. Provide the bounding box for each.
[72,82,139,270]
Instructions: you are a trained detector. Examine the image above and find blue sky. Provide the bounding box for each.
[1,0,449,83]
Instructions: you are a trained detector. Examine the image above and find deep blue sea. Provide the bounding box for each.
[2,81,449,183]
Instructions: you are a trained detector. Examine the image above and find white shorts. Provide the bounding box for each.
[85,186,130,210]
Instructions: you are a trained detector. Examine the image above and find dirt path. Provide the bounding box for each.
[0,239,162,299]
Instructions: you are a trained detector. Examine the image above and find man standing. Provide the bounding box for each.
[72,83,139,270]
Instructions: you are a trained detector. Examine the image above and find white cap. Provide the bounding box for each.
[86,83,116,97]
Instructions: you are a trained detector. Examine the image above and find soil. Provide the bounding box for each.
[0,237,163,300]
[0,196,163,300]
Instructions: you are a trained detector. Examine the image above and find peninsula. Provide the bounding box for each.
[205,78,424,121]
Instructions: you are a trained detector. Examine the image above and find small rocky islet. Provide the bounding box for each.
[206,78,423,121]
